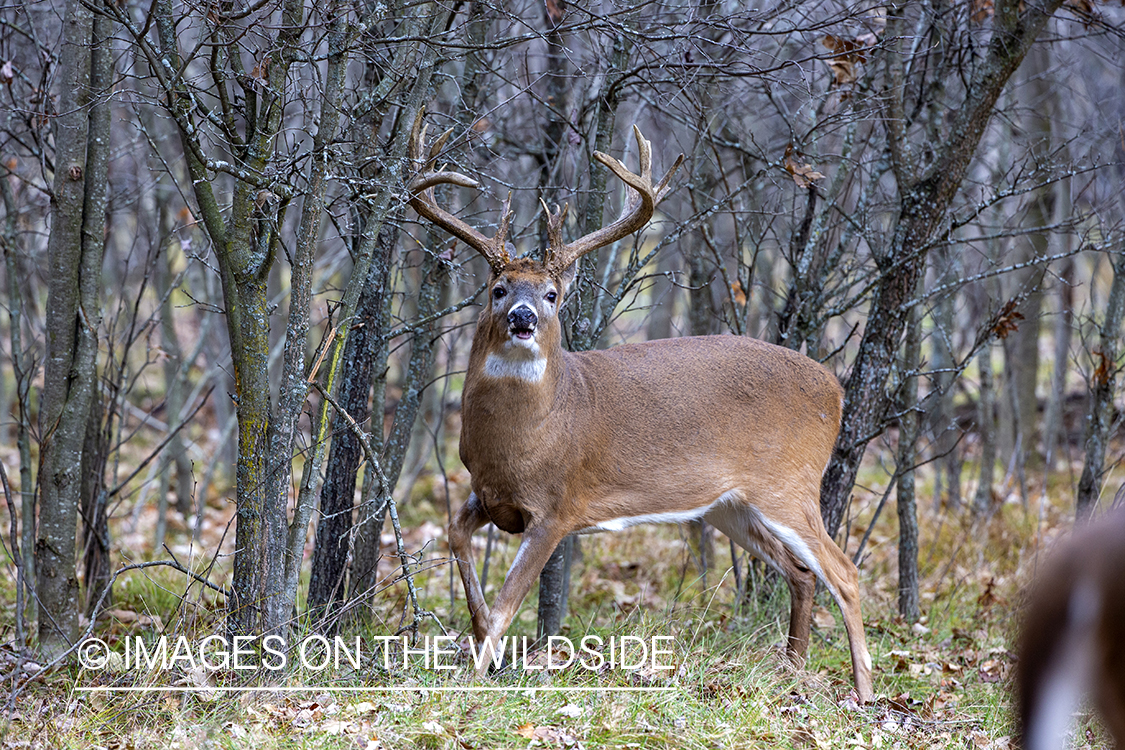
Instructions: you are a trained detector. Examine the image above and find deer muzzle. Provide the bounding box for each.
[507,304,537,340]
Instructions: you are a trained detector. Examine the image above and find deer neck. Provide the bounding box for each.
[465,336,567,414]
[461,318,584,464]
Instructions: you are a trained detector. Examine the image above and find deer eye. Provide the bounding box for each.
[492,287,507,300]
[545,291,557,304]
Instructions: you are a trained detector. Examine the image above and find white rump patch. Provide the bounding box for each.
[483,353,547,383]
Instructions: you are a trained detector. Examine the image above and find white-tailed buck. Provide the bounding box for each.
[410,118,873,701]
[1017,509,1125,749]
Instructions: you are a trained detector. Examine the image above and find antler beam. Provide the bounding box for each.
[407,112,512,272]
[544,125,684,277]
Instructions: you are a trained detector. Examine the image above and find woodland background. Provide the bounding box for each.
[1,0,1125,745]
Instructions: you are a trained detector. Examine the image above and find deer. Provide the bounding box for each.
[1017,508,1125,749]
[409,117,873,702]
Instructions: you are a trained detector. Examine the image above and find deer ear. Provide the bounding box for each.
[558,261,577,292]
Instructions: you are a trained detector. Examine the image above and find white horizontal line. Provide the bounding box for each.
[74,685,678,693]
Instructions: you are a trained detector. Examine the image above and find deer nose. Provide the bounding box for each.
[508,305,537,329]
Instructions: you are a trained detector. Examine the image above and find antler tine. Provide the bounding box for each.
[546,125,684,276]
[539,198,569,259]
[494,192,514,266]
[408,111,511,272]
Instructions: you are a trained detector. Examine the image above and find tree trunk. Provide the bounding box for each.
[308,244,388,624]
[348,223,397,606]
[36,1,111,658]
[973,340,999,516]
[81,383,110,617]
[897,302,921,622]
[1075,248,1125,519]
[1,172,37,618]
[536,0,578,639]
[1043,176,1075,472]
[929,244,963,511]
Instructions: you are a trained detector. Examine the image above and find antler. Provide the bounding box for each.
[544,125,684,277]
[407,112,513,272]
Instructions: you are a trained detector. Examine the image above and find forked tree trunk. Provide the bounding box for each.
[37,2,111,658]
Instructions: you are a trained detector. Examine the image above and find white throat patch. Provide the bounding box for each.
[483,353,547,383]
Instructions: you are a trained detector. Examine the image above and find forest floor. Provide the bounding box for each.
[0,435,1117,749]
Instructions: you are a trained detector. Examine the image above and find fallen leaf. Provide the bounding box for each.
[320,719,359,735]
[350,701,379,716]
[812,605,836,630]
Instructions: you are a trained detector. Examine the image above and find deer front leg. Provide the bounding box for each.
[470,523,567,677]
[449,493,492,642]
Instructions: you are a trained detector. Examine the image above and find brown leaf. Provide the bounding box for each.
[545,0,565,25]
[990,299,1024,339]
[514,723,570,745]
[971,0,995,23]
[252,55,270,81]
[1093,348,1113,386]
[731,280,747,306]
[821,35,867,85]
[784,144,826,189]
[821,34,868,62]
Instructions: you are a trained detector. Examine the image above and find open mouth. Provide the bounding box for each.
[510,326,535,340]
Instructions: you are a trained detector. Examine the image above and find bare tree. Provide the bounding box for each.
[35,0,112,657]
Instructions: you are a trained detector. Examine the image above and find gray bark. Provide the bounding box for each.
[37,0,111,657]
[897,302,921,622]
[1,171,36,617]
[973,340,999,516]
[1075,248,1125,520]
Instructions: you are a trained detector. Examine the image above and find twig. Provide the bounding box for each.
[108,386,215,498]
[0,462,25,666]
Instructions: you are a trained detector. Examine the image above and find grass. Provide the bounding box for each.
[2,452,1118,748]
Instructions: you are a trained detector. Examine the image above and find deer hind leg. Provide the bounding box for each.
[813,528,874,702]
[782,556,816,663]
[707,495,873,702]
[449,493,493,642]
[704,496,810,660]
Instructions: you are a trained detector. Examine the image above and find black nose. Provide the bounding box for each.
[508,306,537,329]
